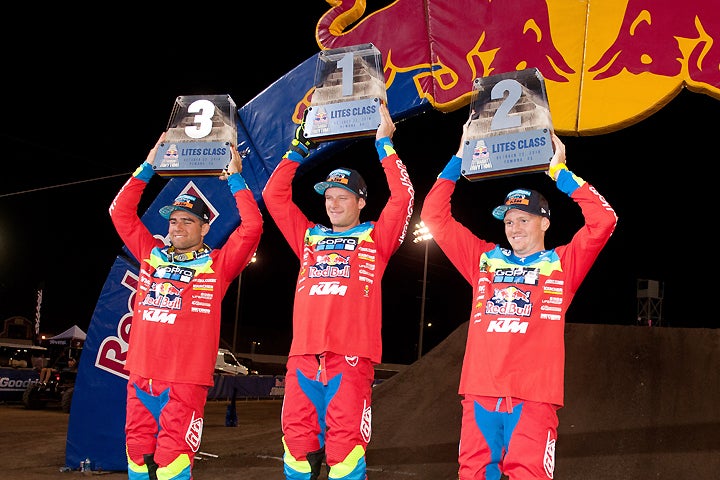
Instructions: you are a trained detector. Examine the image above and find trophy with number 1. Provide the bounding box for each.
[303,43,387,142]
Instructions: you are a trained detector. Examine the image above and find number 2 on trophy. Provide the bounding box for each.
[184,99,216,139]
[490,79,522,131]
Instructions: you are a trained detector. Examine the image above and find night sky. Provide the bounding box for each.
[1,4,717,364]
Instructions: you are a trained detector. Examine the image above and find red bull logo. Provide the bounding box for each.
[316,253,350,265]
[488,286,532,316]
[304,0,719,136]
[494,286,531,303]
[310,253,351,278]
[143,281,183,309]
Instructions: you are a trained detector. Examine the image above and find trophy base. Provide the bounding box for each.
[461,129,553,181]
[152,140,231,177]
[303,97,382,142]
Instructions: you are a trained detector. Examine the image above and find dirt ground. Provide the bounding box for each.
[0,398,450,480]
[2,323,719,479]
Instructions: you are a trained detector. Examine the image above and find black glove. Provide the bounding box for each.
[287,110,317,157]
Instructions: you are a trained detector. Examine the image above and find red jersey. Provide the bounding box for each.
[110,176,262,386]
[421,176,616,406]
[263,155,414,364]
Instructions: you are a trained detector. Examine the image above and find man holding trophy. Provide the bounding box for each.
[110,125,263,480]
[263,101,414,480]
[420,113,617,478]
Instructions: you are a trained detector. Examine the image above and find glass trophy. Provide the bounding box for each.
[461,68,554,181]
[303,43,387,142]
[153,94,237,177]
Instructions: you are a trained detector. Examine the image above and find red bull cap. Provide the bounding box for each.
[492,188,550,220]
[314,167,368,200]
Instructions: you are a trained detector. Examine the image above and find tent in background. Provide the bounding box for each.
[47,325,86,348]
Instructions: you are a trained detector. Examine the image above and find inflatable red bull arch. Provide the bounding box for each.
[66,0,719,470]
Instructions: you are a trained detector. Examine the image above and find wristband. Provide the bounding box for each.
[439,156,462,181]
[133,161,155,183]
[548,163,568,181]
[375,137,395,160]
[227,173,248,194]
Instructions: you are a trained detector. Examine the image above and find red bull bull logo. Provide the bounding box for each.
[304,0,719,136]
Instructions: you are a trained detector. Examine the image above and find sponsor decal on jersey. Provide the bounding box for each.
[487,286,532,317]
[310,253,351,278]
[316,237,358,251]
[142,282,183,310]
[493,266,540,285]
[486,318,529,333]
[308,281,348,296]
[155,264,195,282]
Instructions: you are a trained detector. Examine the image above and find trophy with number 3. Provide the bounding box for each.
[461,68,554,181]
[153,94,238,177]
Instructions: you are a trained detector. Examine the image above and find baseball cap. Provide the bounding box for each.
[314,167,368,199]
[159,193,210,222]
[492,188,550,220]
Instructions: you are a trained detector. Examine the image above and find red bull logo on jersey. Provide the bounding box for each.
[142,281,183,310]
[487,286,532,317]
[310,253,351,278]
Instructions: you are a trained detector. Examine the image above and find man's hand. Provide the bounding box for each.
[456,113,473,158]
[547,133,567,180]
[145,132,167,165]
[294,109,317,150]
[219,145,244,180]
[376,103,395,140]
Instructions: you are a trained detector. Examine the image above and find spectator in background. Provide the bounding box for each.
[39,348,69,384]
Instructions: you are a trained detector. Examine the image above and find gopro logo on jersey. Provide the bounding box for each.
[155,264,196,282]
[309,281,348,296]
[142,308,177,324]
[493,266,539,285]
[316,237,358,251]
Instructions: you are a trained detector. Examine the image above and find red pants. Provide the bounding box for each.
[126,374,208,480]
[458,395,559,480]
[282,353,374,479]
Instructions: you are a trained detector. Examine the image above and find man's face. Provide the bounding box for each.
[503,209,549,257]
[167,210,209,252]
[324,186,365,232]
